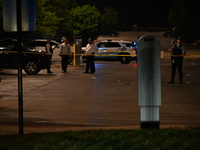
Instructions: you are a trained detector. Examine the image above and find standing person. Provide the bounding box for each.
[168,38,186,84]
[84,38,98,74]
[59,39,71,73]
[46,38,53,73]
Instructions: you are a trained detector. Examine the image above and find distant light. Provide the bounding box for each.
[98,48,106,50]
[3,0,36,32]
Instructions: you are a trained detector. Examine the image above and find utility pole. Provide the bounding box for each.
[3,0,36,135]
[17,0,24,135]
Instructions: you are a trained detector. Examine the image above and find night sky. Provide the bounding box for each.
[78,0,172,27]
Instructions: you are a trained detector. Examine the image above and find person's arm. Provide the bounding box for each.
[59,44,63,55]
[68,45,71,54]
[181,46,186,56]
[92,43,98,53]
[85,44,91,54]
[168,45,174,52]
[46,43,51,53]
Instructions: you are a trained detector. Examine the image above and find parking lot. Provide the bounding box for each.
[0,31,200,134]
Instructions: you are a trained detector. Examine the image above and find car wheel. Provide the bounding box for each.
[166,33,172,37]
[196,43,200,49]
[118,53,131,64]
[24,61,41,75]
[111,33,115,37]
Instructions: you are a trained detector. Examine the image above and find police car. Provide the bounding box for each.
[82,40,137,64]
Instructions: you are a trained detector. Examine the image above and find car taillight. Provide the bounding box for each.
[132,48,136,54]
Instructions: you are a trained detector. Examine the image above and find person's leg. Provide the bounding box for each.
[169,61,176,83]
[47,54,53,73]
[62,56,67,72]
[171,63,176,82]
[177,59,183,84]
[65,56,69,72]
[90,56,95,73]
[84,56,90,73]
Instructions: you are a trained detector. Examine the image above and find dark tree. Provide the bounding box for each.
[169,0,200,44]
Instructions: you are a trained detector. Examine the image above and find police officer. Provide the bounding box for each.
[46,38,53,73]
[59,39,71,73]
[84,38,98,74]
[168,38,186,84]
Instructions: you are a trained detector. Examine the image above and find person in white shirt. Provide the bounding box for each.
[59,39,71,73]
[84,38,98,74]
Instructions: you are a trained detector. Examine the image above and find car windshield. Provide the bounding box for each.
[0,40,28,51]
[97,42,121,47]
[23,40,59,48]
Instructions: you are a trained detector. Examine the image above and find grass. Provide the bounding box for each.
[0,129,199,150]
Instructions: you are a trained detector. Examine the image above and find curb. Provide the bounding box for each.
[0,124,197,135]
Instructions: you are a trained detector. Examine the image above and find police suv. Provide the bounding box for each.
[82,40,137,64]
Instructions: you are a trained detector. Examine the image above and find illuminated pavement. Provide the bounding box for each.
[1,31,200,134]
[0,57,200,134]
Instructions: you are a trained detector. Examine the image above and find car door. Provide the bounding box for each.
[34,41,46,52]
[50,41,60,61]
[0,40,18,68]
[96,42,121,59]
[122,42,136,57]
[0,41,4,67]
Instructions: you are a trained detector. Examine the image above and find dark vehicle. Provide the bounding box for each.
[0,39,51,74]
[163,27,176,38]
[98,30,119,37]
[163,31,173,37]
[196,42,200,49]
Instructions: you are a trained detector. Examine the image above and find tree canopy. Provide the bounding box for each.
[100,7,118,30]
[0,0,118,40]
[68,5,100,36]
[0,0,200,44]
[169,0,200,44]
[35,0,63,37]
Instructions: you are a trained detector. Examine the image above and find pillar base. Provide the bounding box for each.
[141,121,160,129]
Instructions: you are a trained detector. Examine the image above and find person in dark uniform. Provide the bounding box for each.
[45,38,53,73]
[168,38,186,84]
[84,38,98,74]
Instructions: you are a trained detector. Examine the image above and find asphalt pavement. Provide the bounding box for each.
[1,31,200,135]
[0,56,200,135]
